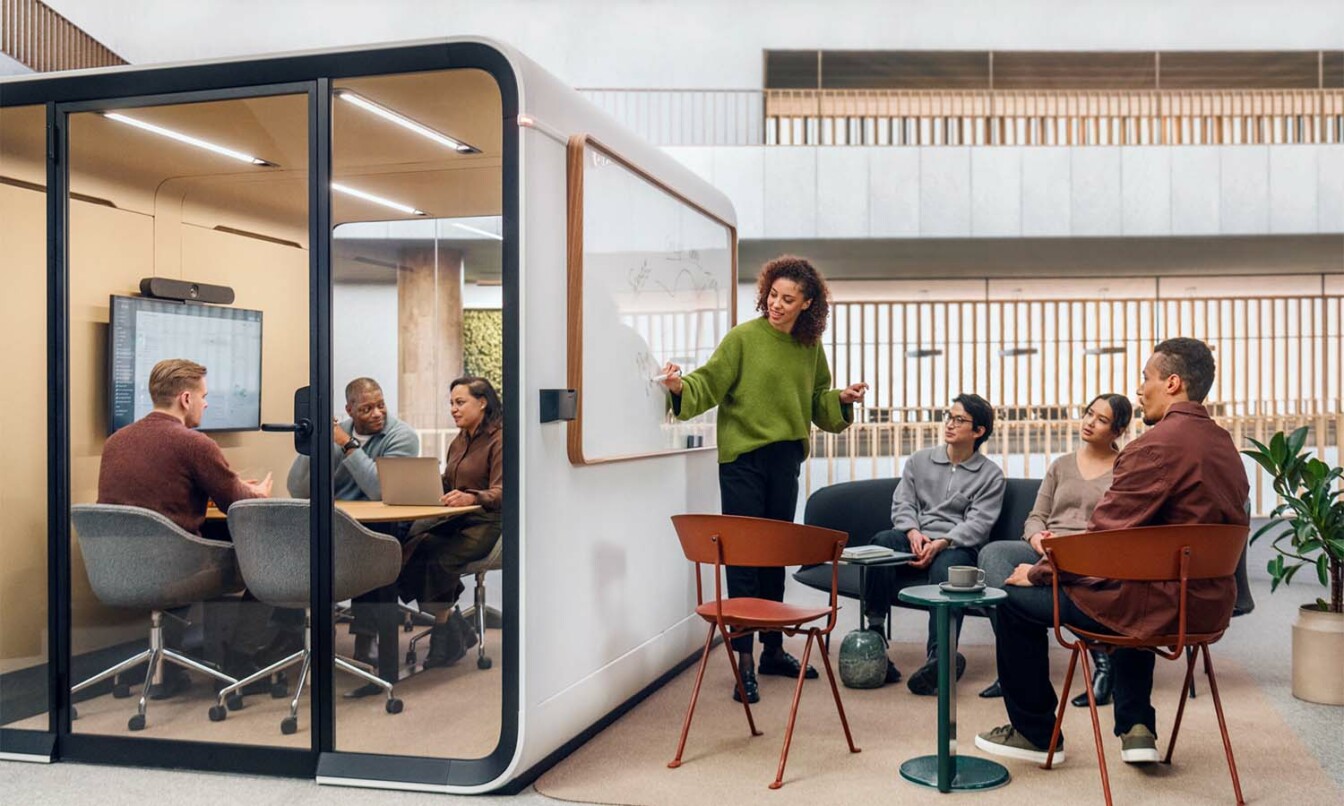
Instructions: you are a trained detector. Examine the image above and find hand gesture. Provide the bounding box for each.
[246,472,273,498]
[658,362,683,395]
[1027,530,1053,555]
[839,382,868,405]
[1005,562,1037,587]
[911,536,948,569]
[332,418,351,448]
[440,489,478,507]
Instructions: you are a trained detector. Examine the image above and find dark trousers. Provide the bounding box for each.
[862,530,978,658]
[351,520,411,638]
[718,440,805,654]
[994,585,1157,748]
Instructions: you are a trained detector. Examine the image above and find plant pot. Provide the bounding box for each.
[1291,604,1344,705]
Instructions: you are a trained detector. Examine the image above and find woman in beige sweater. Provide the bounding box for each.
[978,393,1133,703]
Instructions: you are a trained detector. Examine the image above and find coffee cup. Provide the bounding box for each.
[947,566,985,588]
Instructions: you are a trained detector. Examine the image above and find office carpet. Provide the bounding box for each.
[534,639,1342,805]
[10,627,503,760]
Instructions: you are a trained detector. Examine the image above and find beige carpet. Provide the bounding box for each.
[13,626,502,759]
[535,639,1342,805]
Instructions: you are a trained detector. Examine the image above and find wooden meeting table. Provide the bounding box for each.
[206,499,481,682]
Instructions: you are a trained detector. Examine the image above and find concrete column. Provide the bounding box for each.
[397,246,462,431]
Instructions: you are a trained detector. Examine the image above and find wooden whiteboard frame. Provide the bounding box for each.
[566,133,738,465]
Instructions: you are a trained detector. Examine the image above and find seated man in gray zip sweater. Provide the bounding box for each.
[862,393,1005,694]
[286,377,420,684]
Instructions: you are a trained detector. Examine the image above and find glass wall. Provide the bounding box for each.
[328,68,505,758]
[65,91,311,747]
[0,104,50,733]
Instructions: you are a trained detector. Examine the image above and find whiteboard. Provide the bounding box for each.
[566,135,736,464]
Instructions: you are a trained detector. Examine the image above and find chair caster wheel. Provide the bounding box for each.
[127,714,146,731]
[280,716,298,735]
[226,693,245,711]
[403,621,414,633]
[405,651,416,665]
[478,656,492,670]
[208,704,227,722]
[112,682,132,699]
[386,698,404,714]
[70,706,79,720]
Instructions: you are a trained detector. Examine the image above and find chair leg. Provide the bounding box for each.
[719,625,761,737]
[128,646,163,731]
[815,629,860,755]
[161,648,237,687]
[1164,644,1201,764]
[1043,646,1080,771]
[475,571,490,669]
[70,648,152,695]
[1201,645,1246,806]
[770,632,816,790]
[668,623,717,769]
[1078,651,1115,806]
[1187,645,1199,699]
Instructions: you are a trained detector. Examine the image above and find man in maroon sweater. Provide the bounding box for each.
[99,359,271,534]
[976,338,1249,766]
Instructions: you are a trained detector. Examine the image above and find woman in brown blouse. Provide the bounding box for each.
[400,376,504,668]
[978,393,1132,703]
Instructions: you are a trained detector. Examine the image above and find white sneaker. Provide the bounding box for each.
[1120,725,1159,763]
[974,724,1066,765]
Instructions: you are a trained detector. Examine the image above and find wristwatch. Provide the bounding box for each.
[342,436,361,454]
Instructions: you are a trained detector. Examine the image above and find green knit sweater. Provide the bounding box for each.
[674,316,853,464]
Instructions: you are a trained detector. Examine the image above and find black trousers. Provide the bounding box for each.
[994,585,1157,748]
[861,530,978,658]
[718,440,805,654]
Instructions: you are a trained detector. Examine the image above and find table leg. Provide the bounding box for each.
[376,585,399,682]
[937,604,953,792]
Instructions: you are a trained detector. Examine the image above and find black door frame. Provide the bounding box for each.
[6,41,520,788]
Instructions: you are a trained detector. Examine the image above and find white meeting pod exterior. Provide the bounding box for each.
[0,37,735,793]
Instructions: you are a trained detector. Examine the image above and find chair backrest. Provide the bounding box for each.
[671,514,846,568]
[988,478,1043,543]
[225,499,401,608]
[1044,524,1249,582]
[70,503,238,609]
[803,478,899,548]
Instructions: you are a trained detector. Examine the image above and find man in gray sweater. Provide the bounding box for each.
[286,377,419,684]
[862,393,1006,694]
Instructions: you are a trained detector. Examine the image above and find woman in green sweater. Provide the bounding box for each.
[660,255,867,703]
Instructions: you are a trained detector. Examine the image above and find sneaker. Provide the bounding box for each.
[975,724,1065,764]
[731,667,760,703]
[1120,724,1159,763]
[907,652,966,696]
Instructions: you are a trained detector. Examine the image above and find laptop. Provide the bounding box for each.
[376,457,444,506]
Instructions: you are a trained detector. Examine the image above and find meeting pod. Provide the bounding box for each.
[0,37,735,793]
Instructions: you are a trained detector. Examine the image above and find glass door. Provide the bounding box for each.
[55,82,324,773]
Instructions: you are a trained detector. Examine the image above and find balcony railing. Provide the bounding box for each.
[578,87,1344,147]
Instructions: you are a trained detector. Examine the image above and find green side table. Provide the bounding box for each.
[896,584,1011,794]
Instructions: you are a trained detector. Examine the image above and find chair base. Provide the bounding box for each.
[405,570,494,671]
[70,610,237,731]
[899,755,1010,791]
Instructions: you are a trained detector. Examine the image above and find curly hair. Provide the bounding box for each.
[754,255,830,347]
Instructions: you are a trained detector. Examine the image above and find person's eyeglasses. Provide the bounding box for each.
[943,413,973,427]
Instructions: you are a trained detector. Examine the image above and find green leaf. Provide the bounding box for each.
[1317,598,1331,611]
[1251,520,1289,544]
[1270,431,1287,465]
[1317,554,1330,587]
[1287,426,1309,457]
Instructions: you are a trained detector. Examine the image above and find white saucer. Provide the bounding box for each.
[939,581,986,593]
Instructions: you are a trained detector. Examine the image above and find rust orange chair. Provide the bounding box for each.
[668,514,860,789]
[1040,524,1249,806]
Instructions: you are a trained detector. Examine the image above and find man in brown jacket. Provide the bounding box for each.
[976,338,1249,766]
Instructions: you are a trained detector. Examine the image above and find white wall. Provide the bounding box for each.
[44,1,1344,90]
[332,281,399,417]
[667,144,1344,240]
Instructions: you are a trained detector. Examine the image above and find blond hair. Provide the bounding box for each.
[149,359,207,408]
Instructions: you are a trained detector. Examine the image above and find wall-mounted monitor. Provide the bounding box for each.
[107,295,264,433]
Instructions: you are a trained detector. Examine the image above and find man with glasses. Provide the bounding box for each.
[861,393,1005,694]
[286,376,420,693]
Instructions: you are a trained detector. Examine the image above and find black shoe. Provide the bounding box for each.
[907,652,967,696]
[352,634,377,668]
[758,649,818,679]
[1072,650,1113,707]
[343,682,385,699]
[450,609,479,651]
[732,667,760,703]
[423,621,465,669]
[148,668,190,700]
[979,678,1003,698]
[884,659,903,685]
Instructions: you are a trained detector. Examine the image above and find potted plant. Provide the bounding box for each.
[1243,426,1344,705]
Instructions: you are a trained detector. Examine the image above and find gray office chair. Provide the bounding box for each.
[210,498,404,734]
[406,534,502,671]
[70,504,242,731]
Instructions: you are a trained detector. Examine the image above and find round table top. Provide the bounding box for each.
[898,584,1008,608]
